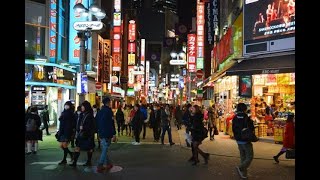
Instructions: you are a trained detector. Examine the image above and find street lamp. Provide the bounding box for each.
[73,3,106,104]
[170,51,186,65]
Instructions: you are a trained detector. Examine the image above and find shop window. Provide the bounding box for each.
[25,25,46,57]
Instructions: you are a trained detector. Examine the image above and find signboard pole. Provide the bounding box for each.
[79,32,87,104]
[188,72,191,102]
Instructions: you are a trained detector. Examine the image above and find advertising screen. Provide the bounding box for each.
[239,75,252,97]
[244,0,295,44]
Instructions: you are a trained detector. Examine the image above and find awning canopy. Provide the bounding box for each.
[225,54,295,76]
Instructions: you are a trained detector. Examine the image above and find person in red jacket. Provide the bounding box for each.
[273,114,295,163]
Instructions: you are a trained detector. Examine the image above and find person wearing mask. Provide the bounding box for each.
[189,105,209,165]
[25,106,42,155]
[152,104,162,142]
[273,114,295,164]
[96,97,117,172]
[40,105,51,136]
[182,104,192,147]
[70,101,95,167]
[160,104,175,146]
[115,106,125,136]
[232,103,255,179]
[131,104,144,145]
[56,101,75,164]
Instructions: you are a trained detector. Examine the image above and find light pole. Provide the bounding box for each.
[73,3,106,104]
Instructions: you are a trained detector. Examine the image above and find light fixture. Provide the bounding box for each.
[170,52,177,58]
[89,3,100,14]
[178,52,185,59]
[81,10,89,17]
[95,9,106,20]
[73,3,86,13]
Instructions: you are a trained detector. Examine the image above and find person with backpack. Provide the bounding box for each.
[232,103,255,179]
[25,106,42,155]
[40,105,51,136]
[160,104,175,146]
[57,101,75,165]
[131,104,144,145]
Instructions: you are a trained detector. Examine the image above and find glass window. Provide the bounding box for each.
[25,24,46,56]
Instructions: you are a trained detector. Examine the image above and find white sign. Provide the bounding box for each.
[132,70,144,75]
[170,78,179,82]
[73,21,103,31]
[111,76,118,84]
[170,60,187,65]
[114,0,121,12]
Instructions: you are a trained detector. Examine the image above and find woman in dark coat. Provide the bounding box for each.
[57,101,75,165]
[116,106,125,136]
[190,105,210,165]
[25,106,42,155]
[70,101,96,167]
[131,104,144,145]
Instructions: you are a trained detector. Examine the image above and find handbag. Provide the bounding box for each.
[55,131,60,141]
[285,148,295,159]
[214,128,219,135]
[241,116,259,142]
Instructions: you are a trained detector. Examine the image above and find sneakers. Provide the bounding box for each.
[132,142,141,145]
[170,142,175,146]
[273,156,279,164]
[58,160,67,165]
[236,166,247,179]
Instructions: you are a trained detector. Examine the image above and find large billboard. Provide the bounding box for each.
[244,0,295,45]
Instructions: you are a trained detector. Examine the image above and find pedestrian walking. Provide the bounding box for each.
[70,106,81,148]
[232,103,255,179]
[175,106,183,130]
[25,106,42,155]
[189,105,209,165]
[123,105,131,136]
[70,101,96,167]
[40,105,51,135]
[152,104,162,142]
[207,107,217,140]
[95,97,117,172]
[140,104,148,139]
[160,104,175,146]
[273,114,295,163]
[56,101,75,165]
[182,104,192,147]
[92,104,101,149]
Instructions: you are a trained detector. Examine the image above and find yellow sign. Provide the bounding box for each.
[128,53,135,65]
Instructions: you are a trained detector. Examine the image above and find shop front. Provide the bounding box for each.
[25,60,76,126]
[225,53,295,142]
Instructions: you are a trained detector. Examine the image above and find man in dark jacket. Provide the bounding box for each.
[232,103,255,179]
[40,105,51,135]
[95,97,116,172]
[152,104,162,142]
[131,104,144,145]
[182,104,192,147]
[160,104,175,146]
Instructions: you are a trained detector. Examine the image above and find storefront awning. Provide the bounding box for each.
[225,54,295,76]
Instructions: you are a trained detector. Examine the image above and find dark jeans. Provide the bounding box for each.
[161,125,173,144]
[122,124,128,135]
[153,125,161,141]
[134,127,142,143]
[117,122,124,135]
[142,122,147,138]
[237,142,254,176]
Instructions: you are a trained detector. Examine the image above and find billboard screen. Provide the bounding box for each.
[239,75,252,97]
[244,0,295,45]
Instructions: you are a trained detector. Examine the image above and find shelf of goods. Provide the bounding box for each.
[257,123,268,137]
[273,118,286,144]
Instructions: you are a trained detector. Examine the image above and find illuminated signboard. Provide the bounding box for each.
[114,0,121,12]
[128,66,135,87]
[128,42,136,53]
[103,39,111,83]
[196,1,205,69]
[128,20,136,41]
[49,0,56,62]
[128,54,136,65]
[141,39,145,62]
[145,60,150,96]
[69,0,90,64]
[187,34,196,72]
[113,12,121,26]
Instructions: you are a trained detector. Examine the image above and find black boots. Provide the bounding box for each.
[82,151,93,166]
[273,151,285,163]
[59,147,72,165]
[69,152,80,167]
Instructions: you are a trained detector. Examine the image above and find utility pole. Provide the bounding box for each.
[78,31,88,104]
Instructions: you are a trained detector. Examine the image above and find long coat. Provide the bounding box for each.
[25,112,42,141]
[283,122,295,148]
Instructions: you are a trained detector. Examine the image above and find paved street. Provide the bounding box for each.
[26,127,295,180]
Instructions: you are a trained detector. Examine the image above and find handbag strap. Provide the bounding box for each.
[78,113,89,133]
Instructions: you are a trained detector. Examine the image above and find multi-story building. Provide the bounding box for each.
[152,0,177,14]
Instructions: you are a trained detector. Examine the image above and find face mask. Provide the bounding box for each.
[77,111,81,114]
[64,105,70,110]
[93,108,97,112]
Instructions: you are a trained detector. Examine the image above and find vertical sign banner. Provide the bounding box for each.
[97,35,104,82]
[103,39,111,83]
[128,20,136,42]
[69,0,89,64]
[128,54,136,65]
[187,34,197,72]
[140,39,146,85]
[128,66,134,87]
[49,0,56,62]
[212,0,219,41]
[239,75,252,97]
[205,1,213,45]
[112,0,122,72]
[196,1,205,69]
[145,60,150,96]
